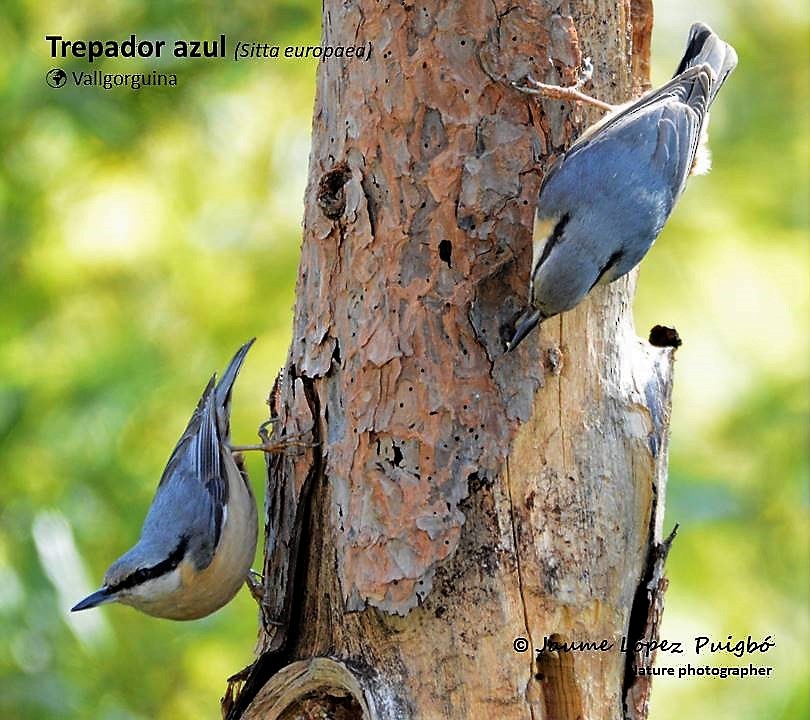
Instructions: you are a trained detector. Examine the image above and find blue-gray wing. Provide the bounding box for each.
[193,379,227,547]
[566,65,711,202]
[531,68,711,308]
[144,340,255,568]
[142,375,224,569]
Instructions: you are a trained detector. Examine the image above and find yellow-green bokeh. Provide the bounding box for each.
[0,2,807,718]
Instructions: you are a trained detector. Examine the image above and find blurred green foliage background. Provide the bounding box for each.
[0,1,807,718]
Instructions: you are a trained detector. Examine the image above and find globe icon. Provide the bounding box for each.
[46,68,67,88]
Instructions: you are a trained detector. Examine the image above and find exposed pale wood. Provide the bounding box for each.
[226,2,674,719]
[240,658,372,720]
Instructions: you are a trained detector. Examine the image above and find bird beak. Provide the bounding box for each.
[71,586,116,612]
[507,309,542,351]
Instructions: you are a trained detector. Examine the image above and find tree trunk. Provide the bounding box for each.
[224,1,677,718]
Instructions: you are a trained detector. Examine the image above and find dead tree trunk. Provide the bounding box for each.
[225,1,677,718]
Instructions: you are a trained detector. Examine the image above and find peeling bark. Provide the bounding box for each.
[225,1,675,718]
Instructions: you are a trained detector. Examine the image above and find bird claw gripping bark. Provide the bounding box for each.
[245,569,265,603]
[230,418,319,455]
[244,570,284,631]
[512,56,615,112]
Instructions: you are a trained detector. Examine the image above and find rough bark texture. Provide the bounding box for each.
[224,1,677,718]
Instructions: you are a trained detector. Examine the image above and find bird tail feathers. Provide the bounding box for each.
[214,338,256,433]
[674,22,738,106]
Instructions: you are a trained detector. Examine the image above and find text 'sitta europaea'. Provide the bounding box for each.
[508,22,737,350]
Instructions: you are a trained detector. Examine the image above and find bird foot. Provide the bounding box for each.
[512,58,615,112]
[244,571,285,632]
[230,430,318,455]
[257,417,279,444]
[245,570,265,603]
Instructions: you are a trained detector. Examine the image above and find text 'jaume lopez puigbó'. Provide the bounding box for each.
[535,634,776,658]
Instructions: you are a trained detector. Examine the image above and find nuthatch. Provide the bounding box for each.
[71,339,299,620]
[508,22,737,349]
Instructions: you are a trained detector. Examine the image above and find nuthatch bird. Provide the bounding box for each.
[508,22,737,349]
[71,339,291,620]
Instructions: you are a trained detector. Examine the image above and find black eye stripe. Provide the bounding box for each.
[589,250,624,291]
[107,536,189,594]
[533,213,571,281]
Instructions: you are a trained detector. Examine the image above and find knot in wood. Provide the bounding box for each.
[648,325,682,348]
[317,162,352,220]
